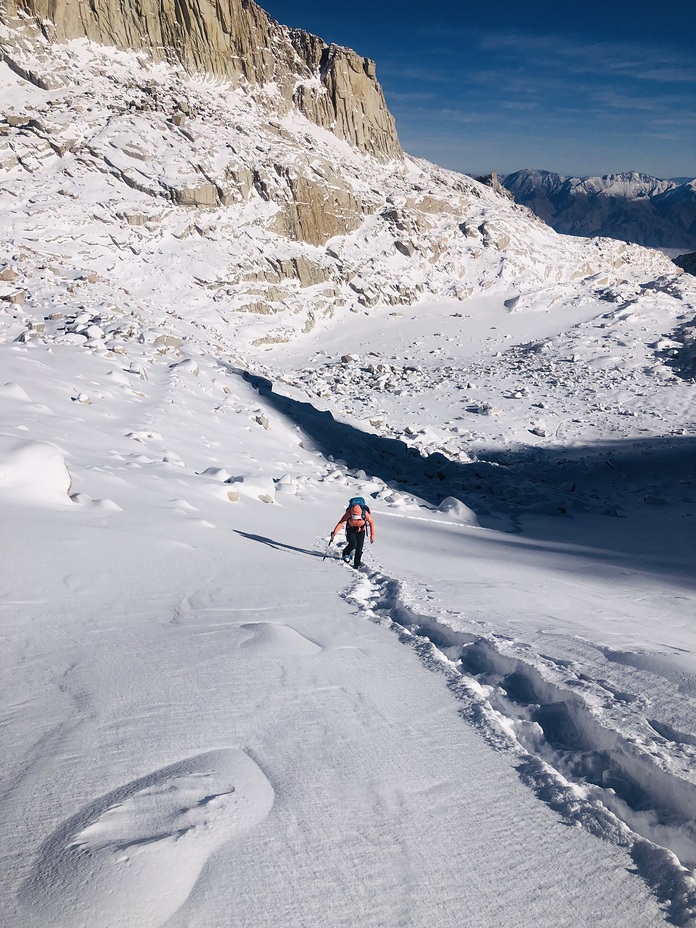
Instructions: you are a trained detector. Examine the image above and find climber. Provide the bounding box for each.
[330,497,375,569]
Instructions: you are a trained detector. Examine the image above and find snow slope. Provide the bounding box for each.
[2,298,694,928]
[2,24,696,928]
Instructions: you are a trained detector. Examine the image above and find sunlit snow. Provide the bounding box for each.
[1,27,696,928]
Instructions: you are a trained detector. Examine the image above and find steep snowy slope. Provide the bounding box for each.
[2,8,696,928]
[1,329,686,928]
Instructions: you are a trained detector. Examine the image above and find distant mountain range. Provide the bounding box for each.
[499,169,696,252]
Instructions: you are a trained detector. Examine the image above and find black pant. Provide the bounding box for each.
[343,525,366,568]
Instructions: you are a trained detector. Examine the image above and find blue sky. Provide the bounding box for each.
[262,1,696,180]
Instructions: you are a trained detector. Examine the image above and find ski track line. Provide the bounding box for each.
[343,564,696,927]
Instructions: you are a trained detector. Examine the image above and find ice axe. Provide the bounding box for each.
[322,533,335,561]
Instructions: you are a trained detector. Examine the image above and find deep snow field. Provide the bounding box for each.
[2,28,696,928]
[2,282,696,928]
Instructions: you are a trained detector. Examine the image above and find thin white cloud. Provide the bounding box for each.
[387,90,438,103]
[477,31,696,84]
[500,101,539,110]
[639,69,696,83]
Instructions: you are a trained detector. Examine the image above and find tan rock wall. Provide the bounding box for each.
[269,166,365,247]
[4,0,401,160]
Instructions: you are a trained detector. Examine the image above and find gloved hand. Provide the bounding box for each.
[330,532,335,542]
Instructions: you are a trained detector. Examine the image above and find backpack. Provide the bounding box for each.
[347,496,370,529]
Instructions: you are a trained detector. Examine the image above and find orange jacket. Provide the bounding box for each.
[333,504,375,541]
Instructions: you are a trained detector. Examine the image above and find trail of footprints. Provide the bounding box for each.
[20,567,696,927]
[347,568,696,927]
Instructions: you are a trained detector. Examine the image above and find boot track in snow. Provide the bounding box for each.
[343,566,696,927]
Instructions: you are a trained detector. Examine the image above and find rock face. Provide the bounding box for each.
[502,169,696,251]
[293,40,400,164]
[675,252,696,276]
[1,0,400,161]
[475,171,513,202]
[265,162,365,247]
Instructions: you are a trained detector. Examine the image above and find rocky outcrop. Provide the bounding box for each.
[265,163,366,247]
[674,252,696,276]
[1,0,401,161]
[475,171,514,201]
[292,40,400,161]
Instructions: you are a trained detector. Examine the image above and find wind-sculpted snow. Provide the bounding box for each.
[21,749,274,928]
[0,436,72,504]
[238,622,322,655]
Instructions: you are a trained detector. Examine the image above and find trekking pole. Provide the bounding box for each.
[322,533,334,561]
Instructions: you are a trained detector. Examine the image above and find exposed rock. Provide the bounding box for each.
[171,182,219,207]
[266,255,333,287]
[0,141,19,171]
[293,41,400,160]
[406,194,456,216]
[381,205,427,236]
[478,222,510,251]
[475,171,514,201]
[267,164,365,246]
[4,0,401,160]
[0,289,26,304]
[238,300,274,314]
[224,165,254,201]
[674,252,696,276]
[394,240,416,257]
[251,333,290,346]
[6,114,30,127]
[155,334,183,348]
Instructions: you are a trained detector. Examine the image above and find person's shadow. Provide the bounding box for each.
[233,530,326,558]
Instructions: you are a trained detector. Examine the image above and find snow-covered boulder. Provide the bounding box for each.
[0,437,72,505]
[437,496,479,524]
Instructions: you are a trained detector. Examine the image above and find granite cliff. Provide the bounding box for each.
[0,0,400,161]
[0,0,684,350]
